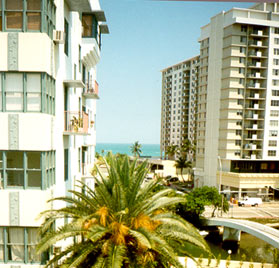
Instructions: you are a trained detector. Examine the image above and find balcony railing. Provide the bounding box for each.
[64,111,89,135]
[83,79,99,99]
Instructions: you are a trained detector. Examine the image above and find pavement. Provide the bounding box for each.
[203,202,279,219]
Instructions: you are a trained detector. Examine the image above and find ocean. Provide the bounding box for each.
[96,143,161,158]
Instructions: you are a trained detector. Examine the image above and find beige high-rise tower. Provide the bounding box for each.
[160,57,199,159]
[195,2,279,198]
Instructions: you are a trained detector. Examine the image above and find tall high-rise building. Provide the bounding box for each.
[0,0,108,265]
[195,2,279,198]
[160,57,199,159]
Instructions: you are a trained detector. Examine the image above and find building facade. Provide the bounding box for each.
[160,57,199,159]
[195,2,279,198]
[0,0,108,266]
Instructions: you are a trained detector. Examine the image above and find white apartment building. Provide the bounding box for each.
[0,0,108,266]
[195,2,279,199]
[160,57,199,159]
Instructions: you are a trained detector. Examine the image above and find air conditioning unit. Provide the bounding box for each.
[53,30,65,44]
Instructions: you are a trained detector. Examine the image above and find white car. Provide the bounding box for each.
[238,197,262,207]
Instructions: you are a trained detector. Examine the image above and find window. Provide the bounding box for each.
[269,130,278,137]
[275,38,279,45]
[273,69,279,76]
[236,130,242,136]
[240,36,246,43]
[0,72,55,115]
[5,73,23,111]
[236,121,242,126]
[272,90,279,96]
[241,25,247,32]
[275,28,279,34]
[269,140,277,147]
[0,227,40,264]
[239,78,244,85]
[270,120,278,127]
[235,140,241,146]
[273,80,279,86]
[239,57,245,64]
[27,74,41,112]
[237,110,243,116]
[237,99,243,105]
[274,59,279,65]
[239,68,245,74]
[240,47,246,54]
[274,48,279,55]
[271,100,279,106]
[27,0,41,31]
[64,149,68,181]
[271,110,279,117]
[5,0,23,30]
[64,19,69,56]
[1,0,54,35]
[268,150,276,156]
[82,13,98,39]
[0,151,55,189]
[235,151,241,156]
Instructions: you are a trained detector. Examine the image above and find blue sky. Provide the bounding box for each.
[96,0,252,144]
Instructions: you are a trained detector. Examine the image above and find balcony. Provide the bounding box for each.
[248,72,265,79]
[83,79,99,99]
[64,111,89,135]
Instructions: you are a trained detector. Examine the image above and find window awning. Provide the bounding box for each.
[99,24,109,34]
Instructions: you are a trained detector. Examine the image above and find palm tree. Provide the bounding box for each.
[180,139,195,161]
[166,144,178,160]
[37,153,209,267]
[130,141,142,157]
[174,157,192,182]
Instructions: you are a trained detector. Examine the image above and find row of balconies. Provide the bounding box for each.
[249,30,269,37]
[248,40,268,47]
[248,50,268,58]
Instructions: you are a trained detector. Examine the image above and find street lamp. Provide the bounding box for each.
[218,156,223,217]
[217,156,222,194]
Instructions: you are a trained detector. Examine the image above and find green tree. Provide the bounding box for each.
[177,186,229,227]
[180,139,195,161]
[166,144,178,160]
[130,141,142,157]
[174,157,192,182]
[37,153,209,268]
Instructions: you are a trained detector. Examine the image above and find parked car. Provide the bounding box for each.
[238,197,262,207]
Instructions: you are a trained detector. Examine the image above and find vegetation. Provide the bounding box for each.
[130,141,142,157]
[165,144,178,160]
[176,186,229,227]
[37,153,209,268]
[174,157,192,182]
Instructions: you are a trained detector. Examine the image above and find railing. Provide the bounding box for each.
[64,111,89,134]
[83,78,99,96]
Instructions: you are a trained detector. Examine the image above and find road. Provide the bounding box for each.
[203,202,279,219]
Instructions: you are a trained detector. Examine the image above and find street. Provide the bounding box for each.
[203,202,279,219]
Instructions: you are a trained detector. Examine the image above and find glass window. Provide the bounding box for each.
[27,171,41,187]
[0,227,3,262]
[27,12,40,31]
[7,228,24,262]
[27,0,41,10]
[27,74,41,111]
[82,15,93,37]
[5,12,23,30]
[7,151,23,168]
[5,73,23,111]
[28,228,40,262]
[7,170,24,187]
[27,152,40,169]
[64,19,69,55]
